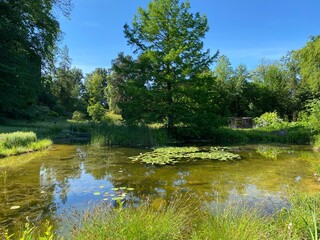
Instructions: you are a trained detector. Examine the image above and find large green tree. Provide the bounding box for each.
[85,68,109,121]
[294,36,320,96]
[123,0,217,132]
[0,0,71,116]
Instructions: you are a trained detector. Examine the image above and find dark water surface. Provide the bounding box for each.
[0,144,319,233]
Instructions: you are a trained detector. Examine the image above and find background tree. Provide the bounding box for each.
[51,46,85,116]
[85,68,109,121]
[0,0,72,117]
[123,0,218,133]
[295,36,320,96]
[107,53,135,114]
[251,60,292,118]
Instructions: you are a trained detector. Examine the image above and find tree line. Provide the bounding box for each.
[1,0,319,138]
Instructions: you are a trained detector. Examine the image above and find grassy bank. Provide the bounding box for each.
[0,132,52,157]
[3,192,320,240]
[0,119,316,147]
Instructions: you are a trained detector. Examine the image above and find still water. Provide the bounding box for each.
[0,144,319,233]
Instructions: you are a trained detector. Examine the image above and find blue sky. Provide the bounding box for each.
[58,0,320,74]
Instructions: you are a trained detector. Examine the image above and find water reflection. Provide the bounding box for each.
[0,144,320,234]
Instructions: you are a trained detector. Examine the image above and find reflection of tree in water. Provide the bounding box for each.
[0,145,83,234]
[256,145,285,159]
[85,146,319,212]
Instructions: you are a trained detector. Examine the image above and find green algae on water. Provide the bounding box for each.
[131,147,241,165]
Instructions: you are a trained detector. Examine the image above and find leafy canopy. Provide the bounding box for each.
[122,0,218,132]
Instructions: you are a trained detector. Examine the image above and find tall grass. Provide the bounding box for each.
[0,132,52,157]
[191,203,269,240]
[88,122,169,147]
[66,201,191,240]
[3,192,320,239]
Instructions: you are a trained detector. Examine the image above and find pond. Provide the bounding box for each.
[1,144,320,234]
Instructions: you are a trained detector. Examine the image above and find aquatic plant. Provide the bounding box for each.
[131,146,241,165]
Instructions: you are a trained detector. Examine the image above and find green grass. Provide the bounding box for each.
[0,118,316,147]
[3,192,320,240]
[88,121,169,147]
[66,200,191,240]
[0,131,52,157]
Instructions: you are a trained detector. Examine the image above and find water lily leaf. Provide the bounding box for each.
[10,206,20,210]
[99,185,104,188]
[103,198,108,201]
[110,194,115,197]
[119,187,127,190]
[127,188,134,191]
[111,187,119,191]
[93,192,101,196]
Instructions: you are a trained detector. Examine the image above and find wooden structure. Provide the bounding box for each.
[228,117,253,128]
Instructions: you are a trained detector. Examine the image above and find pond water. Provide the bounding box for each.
[0,144,320,234]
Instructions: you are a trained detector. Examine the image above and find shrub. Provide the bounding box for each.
[254,111,284,128]
[103,111,123,125]
[72,111,86,122]
[87,103,106,121]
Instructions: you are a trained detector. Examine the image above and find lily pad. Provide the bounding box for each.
[127,187,134,191]
[111,187,119,191]
[93,192,101,196]
[131,146,241,165]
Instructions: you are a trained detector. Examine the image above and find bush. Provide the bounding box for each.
[87,103,106,121]
[103,111,123,125]
[254,111,284,128]
[72,111,86,122]
[298,99,320,131]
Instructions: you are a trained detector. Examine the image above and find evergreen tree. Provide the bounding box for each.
[123,0,218,132]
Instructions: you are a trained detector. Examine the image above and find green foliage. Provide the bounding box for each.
[51,46,86,115]
[295,36,320,94]
[88,121,169,147]
[68,201,190,240]
[122,0,218,132]
[87,103,106,121]
[254,111,284,128]
[84,68,109,120]
[103,111,123,125]
[191,204,268,240]
[299,99,320,131]
[0,131,37,149]
[313,134,320,151]
[0,0,71,116]
[4,220,57,240]
[131,146,241,165]
[72,111,86,122]
[0,131,52,157]
[256,145,284,159]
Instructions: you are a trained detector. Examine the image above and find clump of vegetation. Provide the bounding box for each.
[0,131,52,157]
[131,147,241,165]
[3,192,320,240]
[313,134,320,151]
[256,145,284,159]
[72,111,87,122]
[88,122,169,147]
[254,111,284,128]
[66,200,191,240]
